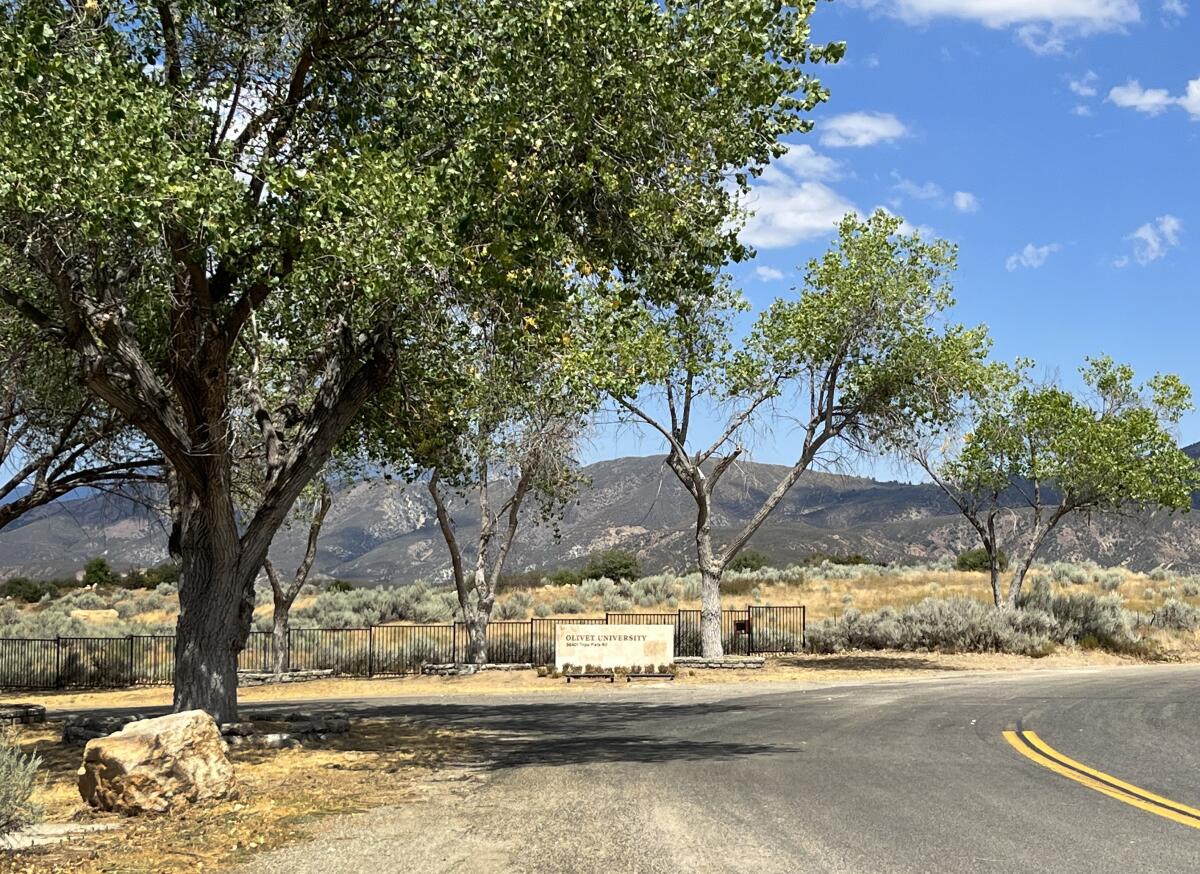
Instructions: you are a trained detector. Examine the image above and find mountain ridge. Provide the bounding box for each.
[2,449,1199,580]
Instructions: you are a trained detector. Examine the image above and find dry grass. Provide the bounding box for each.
[0,717,478,873]
[520,566,1200,621]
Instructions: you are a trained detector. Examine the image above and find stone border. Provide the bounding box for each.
[0,704,45,726]
[221,711,351,748]
[421,663,535,676]
[237,669,335,687]
[674,656,765,670]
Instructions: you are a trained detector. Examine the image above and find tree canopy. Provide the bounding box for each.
[0,0,842,717]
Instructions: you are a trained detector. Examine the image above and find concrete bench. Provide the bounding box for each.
[565,672,614,683]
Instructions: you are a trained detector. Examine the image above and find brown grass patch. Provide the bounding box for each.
[0,717,478,873]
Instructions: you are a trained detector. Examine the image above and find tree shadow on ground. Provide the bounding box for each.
[243,698,800,771]
[773,655,959,672]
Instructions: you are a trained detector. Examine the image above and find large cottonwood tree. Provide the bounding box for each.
[0,1,840,718]
[910,358,1199,607]
[592,212,990,656]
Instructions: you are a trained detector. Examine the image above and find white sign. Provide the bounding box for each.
[554,624,674,670]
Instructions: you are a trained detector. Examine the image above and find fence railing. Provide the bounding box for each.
[0,605,804,690]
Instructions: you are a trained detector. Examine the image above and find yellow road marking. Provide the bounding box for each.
[1003,730,1200,830]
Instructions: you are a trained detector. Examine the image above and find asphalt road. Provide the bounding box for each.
[186,664,1200,872]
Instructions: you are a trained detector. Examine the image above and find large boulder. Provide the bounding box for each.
[77,710,237,815]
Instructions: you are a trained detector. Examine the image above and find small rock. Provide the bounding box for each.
[219,722,256,737]
[260,733,300,750]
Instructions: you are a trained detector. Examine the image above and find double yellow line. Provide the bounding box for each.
[1004,729,1200,830]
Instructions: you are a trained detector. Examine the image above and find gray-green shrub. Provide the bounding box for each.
[806,598,1057,656]
[576,577,616,602]
[494,592,533,620]
[551,597,585,614]
[1152,599,1200,631]
[630,575,678,607]
[601,591,632,612]
[0,735,40,837]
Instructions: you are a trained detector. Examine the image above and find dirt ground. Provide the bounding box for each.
[6,647,1188,716]
[0,716,479,873]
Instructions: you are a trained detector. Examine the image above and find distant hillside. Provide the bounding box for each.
[2,452,1199,581]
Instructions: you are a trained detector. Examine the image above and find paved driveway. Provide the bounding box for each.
[219,663,1200,873]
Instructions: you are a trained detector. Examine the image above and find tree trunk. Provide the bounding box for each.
[989,556,1003,607]
[1005,568,1030,609]
[464,568,494,666]
[272,598,292,678]
[690,475,724,659]
[465,607,489,666]
[172,493,251,724]
[699,565,724,658]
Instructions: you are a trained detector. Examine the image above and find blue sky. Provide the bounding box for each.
[587,0,1200,472]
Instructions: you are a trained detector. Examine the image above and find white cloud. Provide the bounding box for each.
[1072,104,1094,116]
[755,266,785,281]
[1068,71,1099,97]
[739,180,857,249]
[1162,0,1187,17]
[740,148,859,249]
[1179,77,1200,118]
[892,173,943,202]
[773,143,844,181]
[1117,214,1183,266]
[1017,25,1068,54]
[819,112,908,148]
[1005,242,1060,271]
[889,174,980,215]
[1108,80,1177,115]
[851,0,1139,53]
[952,191,981,213]
[1106,76,1200,119]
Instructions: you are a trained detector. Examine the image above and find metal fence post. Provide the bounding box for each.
[367,625,375,678]
[54,636,61,689]
[127,635,135,686]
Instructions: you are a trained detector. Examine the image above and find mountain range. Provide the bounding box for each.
[3,447,1200,581]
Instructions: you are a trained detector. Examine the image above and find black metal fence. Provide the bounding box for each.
[0,605,804,690]
[607,606,806,657]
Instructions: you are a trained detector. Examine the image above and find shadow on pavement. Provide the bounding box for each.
[251,698,800,770]
[774,655,957,672]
